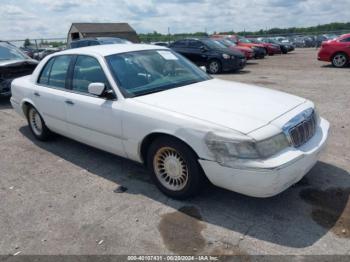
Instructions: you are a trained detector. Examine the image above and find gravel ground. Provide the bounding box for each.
[0,48,349,256]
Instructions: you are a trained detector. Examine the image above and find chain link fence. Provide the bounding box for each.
[5,29,350,52]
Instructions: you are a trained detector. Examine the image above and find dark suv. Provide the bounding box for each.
[169,38,246,74]
[0,41,38,97]
[69,37,131,49]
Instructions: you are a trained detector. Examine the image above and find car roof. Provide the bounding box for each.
[340,33,350,38]
[55,44,168,57]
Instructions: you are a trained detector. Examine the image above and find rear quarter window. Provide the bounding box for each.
[38,58,54,85]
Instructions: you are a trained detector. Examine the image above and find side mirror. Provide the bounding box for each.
[88,82,106,96]
[200,46,208,52]
[199,66,207,72]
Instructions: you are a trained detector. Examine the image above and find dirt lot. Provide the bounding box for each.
[0,48,349,256]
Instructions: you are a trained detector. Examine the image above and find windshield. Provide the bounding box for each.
[249,39,262,44]
[98,38,131,44]
[238,37,251,43]
[0,42,28,61]
[106,50,211,97]
[202,39,227,49]
[217,39,236,47]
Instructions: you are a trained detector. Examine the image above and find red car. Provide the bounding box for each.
[211,37,254,59]
[247,38,282,55]
[318,33,350,68]
[212,35,267,58]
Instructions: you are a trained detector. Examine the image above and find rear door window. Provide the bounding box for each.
[48,55,71,88]
[188,40,202,48]
[172,40,188,48]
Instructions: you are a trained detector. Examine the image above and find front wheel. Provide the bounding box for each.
[147,137,205,199]
[207,60,222,74]
[332,53,349,68]
[27,106,52,141]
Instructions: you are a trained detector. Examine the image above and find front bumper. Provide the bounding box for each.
[254,48,267,58]
[199,118,330,198]
[222,57,246,72]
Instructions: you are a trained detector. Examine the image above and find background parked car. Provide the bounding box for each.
[34,48,61,61]
[212,38,255,60]
[152,42,169,47]
[213,35,267,59]
[247,38,281,55]
[20,47,35,58]
[318,33,350,68]
[259,38,293,54]
[0,41,38,97]
[69,37,131,49]
[169,38,246,74]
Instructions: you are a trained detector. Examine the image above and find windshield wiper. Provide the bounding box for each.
[134,79,201,97]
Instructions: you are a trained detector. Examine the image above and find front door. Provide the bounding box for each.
[64,55,126,157]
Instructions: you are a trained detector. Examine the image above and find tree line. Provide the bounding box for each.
[138,22,350,42]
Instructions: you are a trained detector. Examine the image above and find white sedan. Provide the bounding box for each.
[10,44,329,199]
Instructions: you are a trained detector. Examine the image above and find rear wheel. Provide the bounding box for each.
[207,60,222,74]
[147,137,205,199]
[332,53,349,68]
[27,106,52,141]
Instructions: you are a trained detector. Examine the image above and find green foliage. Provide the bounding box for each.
[23,38,31,47]
[138,22,350,42]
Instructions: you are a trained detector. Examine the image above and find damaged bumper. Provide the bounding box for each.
[199,118,329,198]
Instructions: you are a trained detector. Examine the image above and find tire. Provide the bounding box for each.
[281,47,288,54]
[147,137,205,199]
[26,105,52,141]
[207,60,222,74]
[332,52,349,68]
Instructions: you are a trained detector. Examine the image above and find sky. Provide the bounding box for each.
[1,0,350,40]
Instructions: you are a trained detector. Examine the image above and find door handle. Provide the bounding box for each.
[65,100,74,105]
[34,92,40,97]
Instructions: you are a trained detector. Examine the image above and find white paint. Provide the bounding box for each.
[10,44,330,197]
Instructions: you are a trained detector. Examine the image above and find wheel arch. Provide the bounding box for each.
[139,132,200,165]
[331,51,349,60]
[21,99,36,117]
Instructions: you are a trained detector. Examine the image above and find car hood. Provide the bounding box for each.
[240,43,265,48]
[0,59,38,67]
[134,79,306,134]
[234,46,252,52]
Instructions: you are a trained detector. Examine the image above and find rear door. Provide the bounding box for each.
[170,40,189,57]
[63,55,126,157]
[187,40,208,66]
[33,55,72,135]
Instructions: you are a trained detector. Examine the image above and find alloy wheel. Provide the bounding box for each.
[29,108,43,136]
[333,54,347,67]
[153,147,189,191]
[209,61,219,74]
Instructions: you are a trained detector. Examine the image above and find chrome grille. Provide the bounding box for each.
[288,110,317,147]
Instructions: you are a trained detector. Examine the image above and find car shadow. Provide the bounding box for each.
[246,61,259,66]
[219,70,251,75]
[321,64,350,69]
[0,97,12,110]
[19,126,350,249]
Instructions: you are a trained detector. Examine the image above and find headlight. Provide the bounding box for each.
[222,54,231,59]
[255,133,290,158]
[205,132,289,165]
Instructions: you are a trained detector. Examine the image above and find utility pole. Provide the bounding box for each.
[168,27,170,44]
